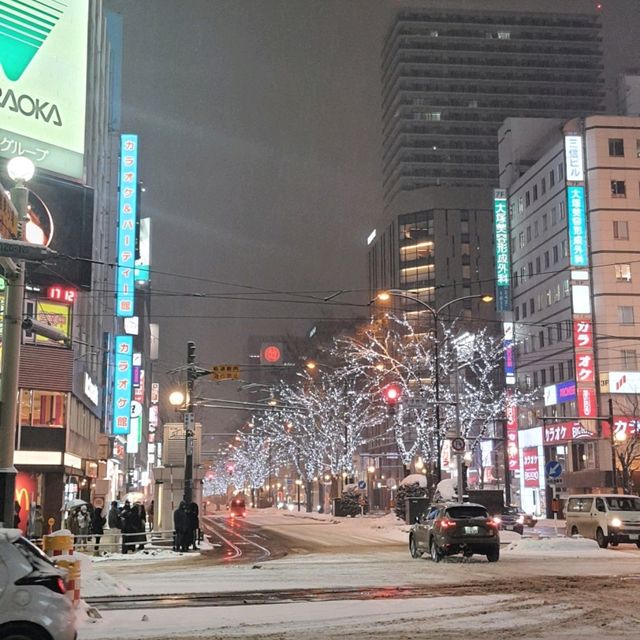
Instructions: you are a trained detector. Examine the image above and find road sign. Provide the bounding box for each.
[545,460,563,479]
[357,480,366,490]
[404,397,429,409]
[209,365,241,380]
[450,437,466,454]
[0,238,57,261]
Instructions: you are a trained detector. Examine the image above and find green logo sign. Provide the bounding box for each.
[0,0,65,81]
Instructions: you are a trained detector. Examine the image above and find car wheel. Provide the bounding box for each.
[0,623,49,640]
[571,526,579,537]
[429,539,442,563]
[409,535,421,559]
[595,528,608,549]
[486,546,500,562]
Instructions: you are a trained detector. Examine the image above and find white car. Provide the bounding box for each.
[0,528,76,640]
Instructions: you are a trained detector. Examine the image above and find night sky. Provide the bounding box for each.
[104,0,640,427]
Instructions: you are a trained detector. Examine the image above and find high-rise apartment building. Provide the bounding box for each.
[381,7,604,204]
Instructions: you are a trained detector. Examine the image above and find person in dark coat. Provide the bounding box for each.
[90,507,106,555]
[120,501,134,553]
[132,503,146,551]
[173,501,189,552]
[187,502,200,550]
[14,501,21,529]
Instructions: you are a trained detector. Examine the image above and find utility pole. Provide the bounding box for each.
[0,161,32,527]
[608,398,618,493]
[184,341,196,504]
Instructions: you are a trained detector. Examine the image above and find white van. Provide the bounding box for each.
[565,494,640,548]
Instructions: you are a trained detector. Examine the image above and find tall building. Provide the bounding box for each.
[499,115,640,514]
[381,6,605,203]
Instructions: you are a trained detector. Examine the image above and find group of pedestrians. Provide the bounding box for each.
[173,501,200,552]
[107,500,148,554]
[67,504,106,553]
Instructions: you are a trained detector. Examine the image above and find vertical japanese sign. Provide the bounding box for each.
[564,135,584,182]
[522,447,540,488]
[505,389,519,471]
[567,186,588,267]
[493,189,511,312]
[112,336,133,435]
[503,322,515,385]
[116,134,138,317]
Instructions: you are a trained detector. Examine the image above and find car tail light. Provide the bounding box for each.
[438,519,455,529]
[16,573,66,595]
[493,516,502,525]
[489,518,500,528]
[243,512,247,517]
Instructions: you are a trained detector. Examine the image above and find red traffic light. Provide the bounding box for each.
[382,383,402,406]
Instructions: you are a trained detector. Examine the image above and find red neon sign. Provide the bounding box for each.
[47,286,76,304]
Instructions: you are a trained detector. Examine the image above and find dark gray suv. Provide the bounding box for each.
[409,502,500,562]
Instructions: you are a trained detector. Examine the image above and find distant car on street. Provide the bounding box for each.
[228,498,247,518]
[0,528,76,640]
[495,506,525,535]
[409,502,500,562]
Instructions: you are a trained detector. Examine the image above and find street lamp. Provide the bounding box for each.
[295,478,302,512]
[376,290,493,486]
[0,157,34,527]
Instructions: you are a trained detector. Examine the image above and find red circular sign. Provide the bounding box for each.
[262,345,281,363]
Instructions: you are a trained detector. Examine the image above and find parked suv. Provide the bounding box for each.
[409,502,500,562]
[565,494,640,548]
[0,528,76,640]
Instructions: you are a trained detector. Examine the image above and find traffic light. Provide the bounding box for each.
[382,383,402,415]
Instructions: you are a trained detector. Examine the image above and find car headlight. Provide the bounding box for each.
[611,517,622,528]
[517,516,524,524]
[493,516,502,525]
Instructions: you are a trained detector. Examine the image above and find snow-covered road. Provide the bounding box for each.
[77,509,640,639]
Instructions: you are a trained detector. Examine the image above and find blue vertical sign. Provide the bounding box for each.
[567,186,588,267]
[116,134,138,317]
[112,335,133,435]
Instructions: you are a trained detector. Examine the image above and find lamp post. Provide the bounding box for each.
[0,157,34,527]
[295,478,302,512]
[377,290,493,487]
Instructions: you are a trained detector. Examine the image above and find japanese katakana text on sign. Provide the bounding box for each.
[112,335,133,435]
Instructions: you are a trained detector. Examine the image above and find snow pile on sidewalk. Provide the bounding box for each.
[505,535,620,557]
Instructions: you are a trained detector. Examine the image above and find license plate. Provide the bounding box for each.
[464,526,479,535]
[630,534,639,540]
[505,525,513,530]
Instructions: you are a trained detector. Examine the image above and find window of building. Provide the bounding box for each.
[608,138,625,157]
[543,213,548,231]
[518,197,524,215]
[549,365,556,383]
[615,264,632,282]
[513,270,518,287]
[510,236,516,254]
[622,349,638,369]
[550,169,555,187]
[546,289,552,307]
[533,372,538,388]
[563,279,570,297]
[637,139,640,158]
[611,180,627,197]
[613,220,629,240]
[561,239,568,258]
[526,226,531,243]
[553,246,559,263]
[519,231,525,248]
[541,177,546,195]
[424,112,441,121]
[529,298,535,315]
[525,191,531,207]
[520,266,526,283]
[559,201,565,220]
[429,29,439,37]
[19,390,67,427]
[497,31,511,39]
[540,369,547,385]
[536,256,541,274]
[528,262,533,278]
[539,331,545,348]
[619,306,634,325]
[558,361,564,380]
[534,220,539,238]
[572,441,596,471]
[544,251,550,268]
[551,205,557,226]
[553,284,560,303]
[515,306,520,321]
[522,302,527,319]
[533,185,538,201]
[548,326,554,344]
[558,163,564,181]
[537,293,543,311]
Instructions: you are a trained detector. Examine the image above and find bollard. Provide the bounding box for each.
[43,531,81,606]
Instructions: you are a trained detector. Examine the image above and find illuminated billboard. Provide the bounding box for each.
[567,186,588,267]
[564,135,584,182]
[0,0,89,179]
[493,189,511,312]
[116,134,138,317]
[112,335,133,435]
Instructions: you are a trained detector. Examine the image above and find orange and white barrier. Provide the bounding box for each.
[43,531,81,606]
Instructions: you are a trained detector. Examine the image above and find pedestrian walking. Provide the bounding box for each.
[107,500,121,554]
[90,506,106,555]
[30,505,44,541]
[131,503,146,551]
[76,505,91,550]
[148,500,155,531]
[173,501,189,552]
[13,501,21,529]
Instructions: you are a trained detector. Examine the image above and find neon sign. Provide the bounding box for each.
[46,285,76,303]
[493,189,511,311]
